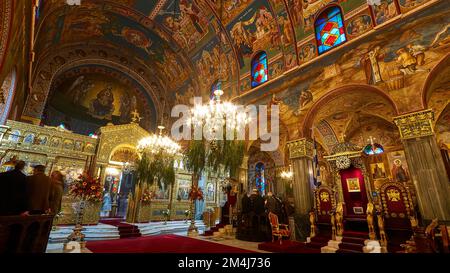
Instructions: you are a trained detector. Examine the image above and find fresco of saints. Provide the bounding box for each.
[89,85,115,120]
[391,159,409,183]
[362,46,385,84]
[179,0,207,35]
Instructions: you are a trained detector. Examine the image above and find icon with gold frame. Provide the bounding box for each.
[346,178,361,192]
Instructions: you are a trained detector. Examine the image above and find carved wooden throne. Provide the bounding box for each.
[379,181,416,251]
[313,185,337,237]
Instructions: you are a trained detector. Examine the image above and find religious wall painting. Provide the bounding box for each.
[37,134,49,146]
[58,7,111,44]
[346,177,361,192]
[398,0,429,13]
[269,58,284,79]
[177,179,191,201]
[211,0,254,25]
[303,0,339,31]
[294,88,314,116]
[150,183,171,201]
[48,69,154,132]
[63,139,75,150]
[85,143,96,154]
[278,10,295,48]
[155,0,211,52]
[370,162,387,180]
[205,182,215,202]
[369,0,399,26]
[227,0,282,74]
[50,137,62,148]
[174,80,196,106]
[240,76,251,93]
[346,13,373,39]
[192,36,230,92]
[23,133,35,145]
[154,48,190,90]
[74,141,84,152]
[298,41,317,63]
[387,150,410,184]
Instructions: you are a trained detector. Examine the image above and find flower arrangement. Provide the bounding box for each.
[69,173,103,202]
[162,209,170,217]
[189,186,204,201]
[141,189,154,204]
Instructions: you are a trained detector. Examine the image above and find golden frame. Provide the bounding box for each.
[346,178,361,192]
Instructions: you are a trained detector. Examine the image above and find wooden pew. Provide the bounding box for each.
[0,215,54,253]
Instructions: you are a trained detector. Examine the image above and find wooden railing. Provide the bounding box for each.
[0,215,54,253]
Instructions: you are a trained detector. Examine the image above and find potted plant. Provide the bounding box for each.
[69,173,103,225]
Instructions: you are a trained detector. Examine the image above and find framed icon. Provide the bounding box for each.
[346,178,361,192]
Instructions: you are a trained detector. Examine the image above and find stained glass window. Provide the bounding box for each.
[255,162,267,196]
[251,51,268,88]
[210,80,222,100]
[315,6,347,55]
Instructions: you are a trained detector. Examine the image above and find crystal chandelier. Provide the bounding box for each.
[189,89,250,137]
[137,125,181,156]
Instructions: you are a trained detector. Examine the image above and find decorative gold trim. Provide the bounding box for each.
[393,109,435,139]
[286,138,313,159]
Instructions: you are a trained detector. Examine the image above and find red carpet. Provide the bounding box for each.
[86,234,255,253]
[99,219,141,238]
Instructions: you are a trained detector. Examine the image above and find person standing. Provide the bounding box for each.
[0,161,28,216]
[49,170,65,215]
[25,165,52,215]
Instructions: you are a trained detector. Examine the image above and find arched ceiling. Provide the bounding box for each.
[35,0,355,100]
[309,90,398,153]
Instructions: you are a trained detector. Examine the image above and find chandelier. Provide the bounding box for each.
[137,125,181,156]
[189,89,250,137]
[280,165,293,179]
[363,136,384,155]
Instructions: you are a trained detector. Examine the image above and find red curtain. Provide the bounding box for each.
[339,166,368,217]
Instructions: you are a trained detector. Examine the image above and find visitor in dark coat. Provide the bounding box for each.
[0,161,28,215]
[25,165,52,215]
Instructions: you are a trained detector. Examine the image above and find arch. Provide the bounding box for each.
[22,47,162,124]
[301,84,399,138]
[0,68,17,125]
[314,4,347,55]
[421,53,450,109]
[251,51,269,88]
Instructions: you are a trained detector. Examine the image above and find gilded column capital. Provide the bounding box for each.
[393,109,435,139]
[287,138,313,159]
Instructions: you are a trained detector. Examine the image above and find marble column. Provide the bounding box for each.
[394,109,450,222]
[287,138,315,215]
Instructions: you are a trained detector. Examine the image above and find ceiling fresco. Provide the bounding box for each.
[44,65,157,134]
[33,0,380,101]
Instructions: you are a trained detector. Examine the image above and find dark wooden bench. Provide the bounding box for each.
[0,215,54,253]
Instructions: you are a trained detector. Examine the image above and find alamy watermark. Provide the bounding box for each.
[170,97,280,152]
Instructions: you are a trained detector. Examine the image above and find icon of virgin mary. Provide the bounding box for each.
[89,85,115,120]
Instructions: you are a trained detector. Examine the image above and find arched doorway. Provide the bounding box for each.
[103,146,139,219]
[0,69,16,125]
